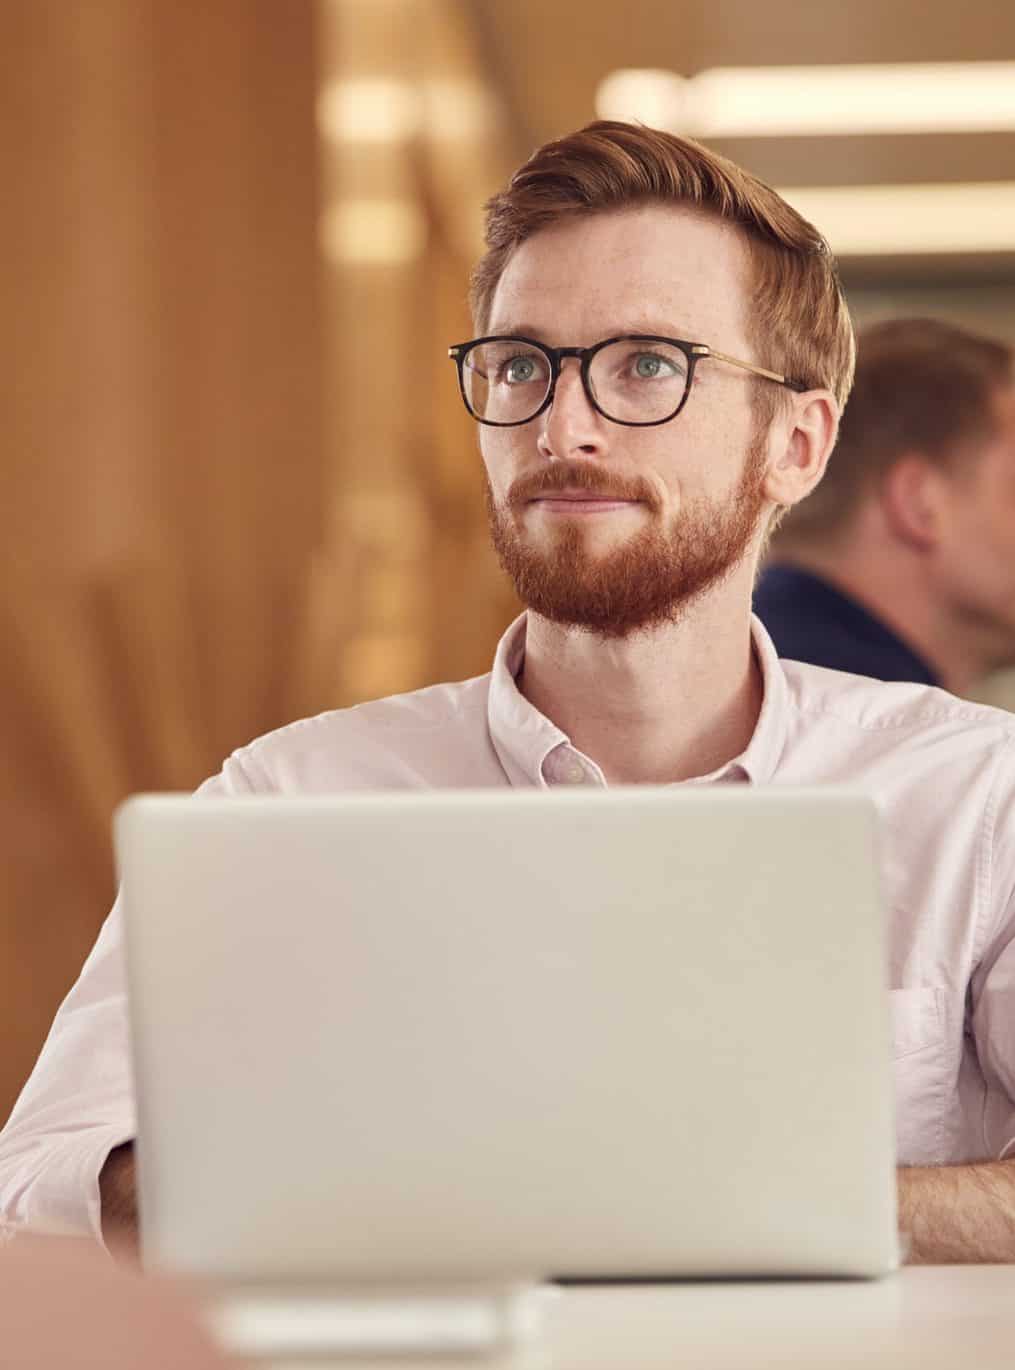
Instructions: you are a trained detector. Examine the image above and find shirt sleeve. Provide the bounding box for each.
[0,763,254,1243]
[0,898,133,1242]
[970,745,1015,1161]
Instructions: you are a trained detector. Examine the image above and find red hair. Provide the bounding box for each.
[471,121,855,410]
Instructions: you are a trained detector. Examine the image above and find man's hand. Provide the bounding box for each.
[898,1159,1015,1262]
[98,1142,139,1260]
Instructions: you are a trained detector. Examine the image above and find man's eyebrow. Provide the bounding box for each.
[619,320,698,339]
[481,321,699,342]
[483,322,549,340]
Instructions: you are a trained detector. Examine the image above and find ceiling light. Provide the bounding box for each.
[319,200,426,264]
[595,69,685,130]
[422,81,497,141]
[596,63,1015,138]
[778,182,1015,256]
[317,79,495,144]
[317,80,420,144]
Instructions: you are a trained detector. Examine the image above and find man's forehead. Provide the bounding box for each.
[486,204,751,340]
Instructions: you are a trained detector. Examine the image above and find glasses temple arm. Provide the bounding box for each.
[699,347,807,392]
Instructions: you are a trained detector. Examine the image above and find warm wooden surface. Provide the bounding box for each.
[0,0,314,1122]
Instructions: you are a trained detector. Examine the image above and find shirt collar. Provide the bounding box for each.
[737,613,790,784]
[487,611,790,788]
[487,614,569,787]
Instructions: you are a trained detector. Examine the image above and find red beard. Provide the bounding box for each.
[486,442,768,639]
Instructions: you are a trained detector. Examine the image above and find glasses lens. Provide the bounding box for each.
[462,340,551,424]
[587,339,690,423]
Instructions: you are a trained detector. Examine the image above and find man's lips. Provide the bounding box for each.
[527,491,642,512]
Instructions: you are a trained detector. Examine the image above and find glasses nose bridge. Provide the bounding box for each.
[554,345,587,364]
[553,345,590,378]
[546,345,593,409]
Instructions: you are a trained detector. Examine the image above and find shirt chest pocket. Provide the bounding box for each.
[889,986,948,1164]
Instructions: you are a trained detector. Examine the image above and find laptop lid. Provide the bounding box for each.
[116,788,899,1284]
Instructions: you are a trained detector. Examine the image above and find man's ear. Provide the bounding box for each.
[763,390,839,510]
[880,455,946,551]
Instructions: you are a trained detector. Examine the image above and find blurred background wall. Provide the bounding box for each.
[3,0,1015,1121]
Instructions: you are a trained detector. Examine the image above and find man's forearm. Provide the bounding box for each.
[898,1159,1015,1263]
[98,1142,139,1258]
[95,1145,1015,1263]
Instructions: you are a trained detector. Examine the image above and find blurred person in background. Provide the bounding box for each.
[755,318,1015,695]
[3,122,1015,1268]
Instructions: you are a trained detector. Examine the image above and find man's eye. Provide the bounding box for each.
[632,353,678,380]
[501,355,542,385]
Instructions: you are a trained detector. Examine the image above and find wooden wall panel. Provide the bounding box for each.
[0,0,325,1121]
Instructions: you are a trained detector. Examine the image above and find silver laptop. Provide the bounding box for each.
[115,788,899,1302]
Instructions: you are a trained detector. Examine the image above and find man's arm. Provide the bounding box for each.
[0,903,136,1241]
[98,1143,139,1258]
[898,1159,1015,1262]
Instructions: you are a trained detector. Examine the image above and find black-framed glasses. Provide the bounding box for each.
[448,334,806,428]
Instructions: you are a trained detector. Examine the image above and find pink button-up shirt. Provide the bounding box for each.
[2,613,1015,1242]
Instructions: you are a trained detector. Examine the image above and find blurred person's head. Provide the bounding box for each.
[771,317,1015,689]
[462,121,848,638]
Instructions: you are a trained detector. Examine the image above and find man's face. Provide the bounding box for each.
[936,383,1015,664]
[479,204,775,638]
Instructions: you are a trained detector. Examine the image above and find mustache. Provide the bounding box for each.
[507,461,661,509]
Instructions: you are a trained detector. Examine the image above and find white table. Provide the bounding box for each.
[252,1267,1015,1370]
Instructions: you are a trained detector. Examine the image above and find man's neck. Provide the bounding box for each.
[517,583,763,785]
[770,544,987,697]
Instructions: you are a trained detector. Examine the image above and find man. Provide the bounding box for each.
[754,318,1015,693]
[2,121,1015,1263]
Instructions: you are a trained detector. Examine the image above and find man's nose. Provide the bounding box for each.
[537,358,606,460]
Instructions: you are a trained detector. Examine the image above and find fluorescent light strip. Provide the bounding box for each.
[596,63,1015,138]
[319,200,426,264]
[596,69,682,131]
[697,64,1015,137]
[317,80,420,143]
[317,79,494,144]
[777,182,1015,255]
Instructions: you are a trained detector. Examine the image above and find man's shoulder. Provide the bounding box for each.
[217,671,499,792]
[780,656,1015,750]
